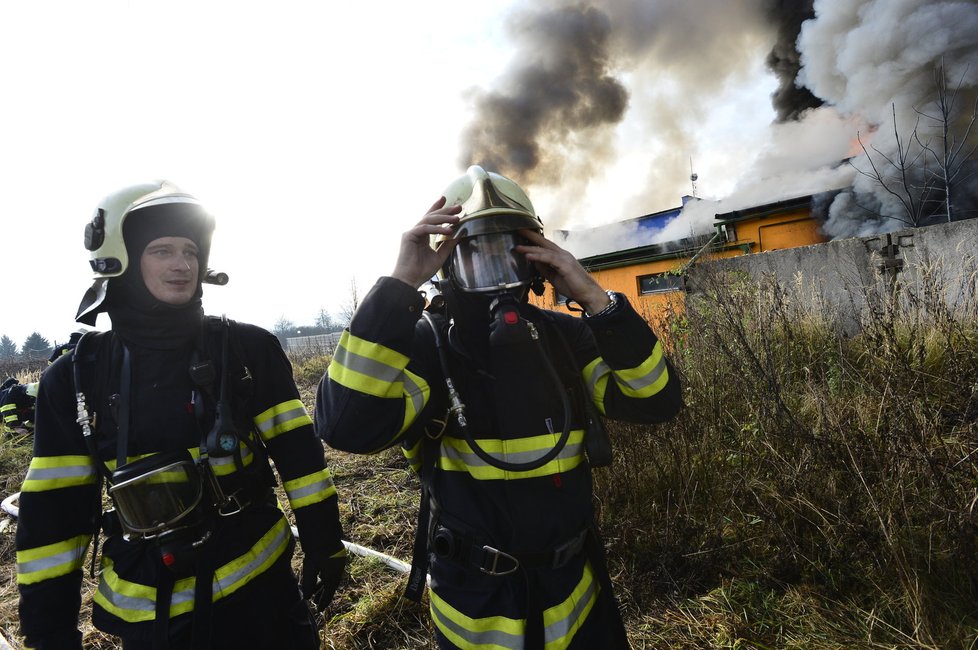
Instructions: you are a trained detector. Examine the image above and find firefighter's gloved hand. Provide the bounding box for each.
[301,552,347,612]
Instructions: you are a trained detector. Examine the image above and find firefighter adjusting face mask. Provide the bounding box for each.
[450,232,536,293]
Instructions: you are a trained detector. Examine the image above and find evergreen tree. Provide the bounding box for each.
[21,332,52,361]
[0,335,17,359]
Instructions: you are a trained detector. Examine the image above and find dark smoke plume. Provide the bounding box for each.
[764,0,823,121]
[458,4,627,186]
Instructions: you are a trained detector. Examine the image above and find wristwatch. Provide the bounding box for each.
[584,290,618,318]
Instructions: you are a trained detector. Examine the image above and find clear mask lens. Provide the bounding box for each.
[451,232,534,292]
[109,458,204,537]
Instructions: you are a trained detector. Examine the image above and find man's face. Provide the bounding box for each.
[140,236,200,305]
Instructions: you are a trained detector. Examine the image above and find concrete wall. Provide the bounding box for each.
[688,218,978,324]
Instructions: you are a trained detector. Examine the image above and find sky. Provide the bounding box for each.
[3,0,976,348]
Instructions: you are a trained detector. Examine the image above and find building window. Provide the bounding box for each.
[638,272,684,295]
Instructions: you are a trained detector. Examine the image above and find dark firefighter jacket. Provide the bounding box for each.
[317,277,682,649]
[16,320,345,648]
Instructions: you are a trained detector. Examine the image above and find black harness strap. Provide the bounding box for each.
[404,432,437,602]
[153,570,175,650]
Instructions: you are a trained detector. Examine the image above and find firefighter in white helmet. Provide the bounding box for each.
[16,180,347,649]
[317,165,683,649]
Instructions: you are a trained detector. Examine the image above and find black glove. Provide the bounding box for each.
[301,553,347,612]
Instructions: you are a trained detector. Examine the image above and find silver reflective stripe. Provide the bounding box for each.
[402,373,426,421]
[17,545,86,575]
[97,579,155,613]
[255,405,307,436]
[430,603,524,649]
[442,440,583,469]
[207,446,253,469]
[213,521,290,595]
[585,360,611,398]
[333,345,404,385]
[543,571,598,646]
[618,356,668,393]
[24,464,95,482]
[334,344,426,418]
[287,475,334,501]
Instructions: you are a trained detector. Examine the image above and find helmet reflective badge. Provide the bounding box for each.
[435,165,543,293]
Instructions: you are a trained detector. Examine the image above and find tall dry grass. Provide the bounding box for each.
[596,259,978,648]
[2,257,978,648]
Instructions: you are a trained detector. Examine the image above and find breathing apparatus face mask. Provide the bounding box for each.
[449,232,535,293]
[108,450,205,539]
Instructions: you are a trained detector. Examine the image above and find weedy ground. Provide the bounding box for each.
[2,262,978,649]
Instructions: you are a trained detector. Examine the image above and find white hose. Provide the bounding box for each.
[2,492,18,518]
[3,494,422,580]
[292,525,422,578]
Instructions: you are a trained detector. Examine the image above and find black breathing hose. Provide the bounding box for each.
[421,311,574,473]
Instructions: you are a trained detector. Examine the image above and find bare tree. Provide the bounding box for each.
[915,63,978,222]
[849,62,978,227]
[315,307,336,332]
[337,278,360,327]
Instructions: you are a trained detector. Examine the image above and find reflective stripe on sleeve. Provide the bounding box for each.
[328,331,430,435]
[16,534,92,585]
[254,399,313,441]
[21,455,97,491]
[282,468,337,509]
[582,342,670,414]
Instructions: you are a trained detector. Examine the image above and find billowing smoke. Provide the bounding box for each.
[460,0,978,253]
[459,5,627,187]
[799,0,978,238]
[764,0,824,121]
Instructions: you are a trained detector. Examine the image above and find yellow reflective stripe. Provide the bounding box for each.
[402,438,423,474]
[0,404,14,413]
[94,517,292,622]
[211,514,291,597]
[582,357,610,416]
[430,586,525,649]
[205,444,255,476]
[21,455,97,491]
[437,431,585,480]
[542,562,599,649]
[93,558,158,621]
[612,341,669,398]
[328,332,430,433]
[254,399,312,441]
[330,332,411,397]
[283,468,336,509]
[16,534,91,585]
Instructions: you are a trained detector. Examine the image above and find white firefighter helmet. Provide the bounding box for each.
[435,165,544,293]
[76,180,214,324]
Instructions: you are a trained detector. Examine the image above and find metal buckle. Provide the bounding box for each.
[551,529,588,569]
[217,493,246,517]
[479,545,520,576]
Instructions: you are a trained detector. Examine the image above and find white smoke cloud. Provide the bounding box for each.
[797,0,978,236]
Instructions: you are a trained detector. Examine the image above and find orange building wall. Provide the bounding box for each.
[532,204,827,326]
